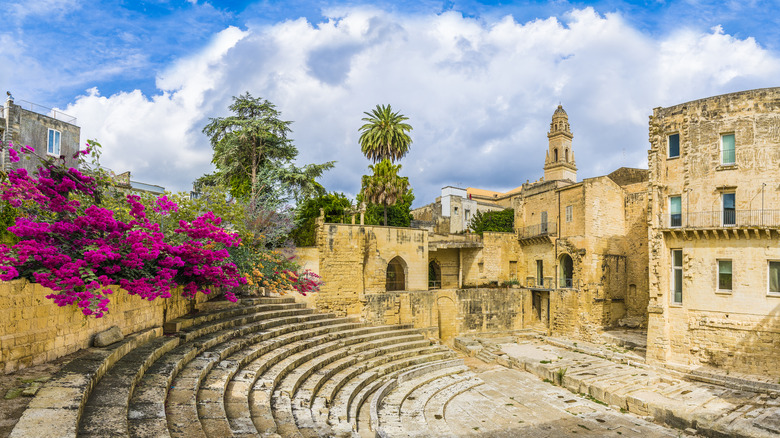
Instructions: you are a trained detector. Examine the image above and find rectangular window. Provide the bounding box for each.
[668,133,680,158]
[721,133,735,165]
[769,261,780,294]
[671,249,683,304]
[536,260,543,286]
[722,193,736,226]
[718,260,732,291]
[670,196,681,227]
[565,205,573,223]
[540,211,548,234]
[47,129,61,156]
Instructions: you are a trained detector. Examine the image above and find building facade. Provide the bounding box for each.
[1,94,81,172]
[646,88,780,377]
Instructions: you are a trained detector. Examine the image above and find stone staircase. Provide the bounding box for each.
[10,297,478,438]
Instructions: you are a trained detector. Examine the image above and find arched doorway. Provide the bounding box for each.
[559,254,573,288]
[428,260,441,290]
[386,256,407,291]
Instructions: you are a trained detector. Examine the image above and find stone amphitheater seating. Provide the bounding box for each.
[10,297,479,438]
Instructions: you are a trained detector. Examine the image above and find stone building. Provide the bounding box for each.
[0,93,81,171]
[302,105,651,344]
[645,88,780,377]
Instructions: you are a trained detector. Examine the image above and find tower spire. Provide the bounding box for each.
[543,105,577,182]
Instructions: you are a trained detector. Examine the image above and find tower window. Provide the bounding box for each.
[721,133,735,165]
[554,148,558,161]
[668,133,680,158]
[565,148,569,162]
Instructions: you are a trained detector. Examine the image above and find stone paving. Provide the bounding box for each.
[456,335,780,438]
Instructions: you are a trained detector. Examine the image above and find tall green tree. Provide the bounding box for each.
[468,208,514,236]
[361,159,409,226]
[290,192,353,246]
[202,93,333,205]
[358,104,413,163]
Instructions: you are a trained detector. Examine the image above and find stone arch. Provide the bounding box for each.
[386,256,407,291]
[428,259,441,290]
[437,295,457,344]
[559,253,574,288]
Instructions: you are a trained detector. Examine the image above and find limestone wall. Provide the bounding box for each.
[646,88,780,375]
[314,222,428,316]
[360,287,528,344]
[294,246,320,275]
[0,280,208,374]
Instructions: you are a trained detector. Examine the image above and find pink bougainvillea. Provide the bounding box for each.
[0,144,246,317]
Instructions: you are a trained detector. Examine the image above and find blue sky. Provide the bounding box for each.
[2,0,780,206]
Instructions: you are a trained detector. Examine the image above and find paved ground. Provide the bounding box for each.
[460,337,780,438]
[443,359,682,437]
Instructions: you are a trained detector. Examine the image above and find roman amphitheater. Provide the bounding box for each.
[3,88,780,437]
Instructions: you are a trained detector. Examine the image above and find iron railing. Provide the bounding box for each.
[662,210,780,229]
[16,100,77,125]
[560,277,573,288]
[518,221,557,239]
[428,280,441,290]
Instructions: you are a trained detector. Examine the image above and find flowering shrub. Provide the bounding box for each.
[231,244,322,296]
[0,143,246,317]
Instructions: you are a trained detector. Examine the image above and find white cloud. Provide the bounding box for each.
[61,7,780,205]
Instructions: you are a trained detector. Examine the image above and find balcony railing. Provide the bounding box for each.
[428,280,441,290]
[560,277,573,288]
[518,221,556,239]
[525,276,554,289]
[662,210,780,229]
[16,99,78,125]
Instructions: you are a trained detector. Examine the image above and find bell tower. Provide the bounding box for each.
[543,104,577,182]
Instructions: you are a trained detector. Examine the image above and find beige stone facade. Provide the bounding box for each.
[646,87,780,377]
[307,104,651,345]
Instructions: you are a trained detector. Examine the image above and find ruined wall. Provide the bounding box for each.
[315,222,428,316]
[646,88,780,375]
[480,232,523,285]
[0,281,208,374]
[428,248,460,288]
[294,247,320,275]
[360,287,528,344]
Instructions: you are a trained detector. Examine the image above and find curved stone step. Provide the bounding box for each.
[223,319,365,435]
[326,349,456,434]
[293,339,434,438]
[168,317,357,438]
[10,327,161,438]
[128,305,323,437]
[422,377,485,438]
[164,298,299,335]
[270,327,421,437]
[372,361,469,435]
[246,323,387,435]
[78,335,181,437]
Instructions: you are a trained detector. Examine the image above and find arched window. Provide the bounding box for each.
[386,256,407,291]
[565,148,569,162]
[554,148,558,161]
[428,260,441,290]
[559,254,573,288]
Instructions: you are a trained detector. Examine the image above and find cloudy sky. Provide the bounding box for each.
[2,0,780,207]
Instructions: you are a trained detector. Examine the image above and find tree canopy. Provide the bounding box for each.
[468,208,515,235]
[202,93,333,204]
[361,159,409,226]
[290,192,353,246]
[358,104,413,163]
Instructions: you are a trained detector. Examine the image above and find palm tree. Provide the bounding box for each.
[361,159,409,226]
[358,104,413,163]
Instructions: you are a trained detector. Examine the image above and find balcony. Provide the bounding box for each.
[525,276,555,290]
[518,221,556,245]
[660,210,780,239]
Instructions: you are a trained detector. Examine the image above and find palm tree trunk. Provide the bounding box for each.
[383,206,388,226]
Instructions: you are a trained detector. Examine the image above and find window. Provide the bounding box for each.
[722,193,735,226]
[465,209,470,223]
[668,133,680,158]
[718,260,732,291]
[47,129,61,156]
[671,249,683,304]
[536,260,544,286]
[565,148,569,162]
[565,205,573,223]
[670,196,681,227]
[509,261,517,280]
[540,211,548,234]
[721,133,735,165]
[769,261,780,294]
[554,148,559,161]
